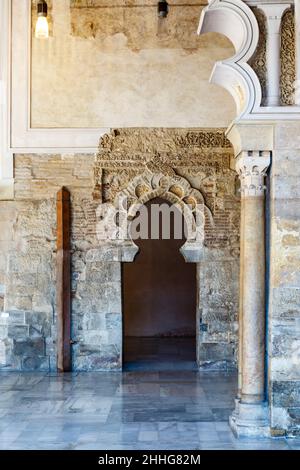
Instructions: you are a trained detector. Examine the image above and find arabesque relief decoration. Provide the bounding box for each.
[95,128,232,206]
[94,128,238,260]
[249,7,267,105]
[248,6,295,107]
[99,170,212,262]
[280,8,295,106]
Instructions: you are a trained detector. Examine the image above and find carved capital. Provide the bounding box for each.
[235,151,271,197]
[259,4,290,35]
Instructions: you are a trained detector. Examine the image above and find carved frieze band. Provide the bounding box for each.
[236,151,271,197]
[95,128,233,204]
[98,128,232,154]
[92,128,239,256]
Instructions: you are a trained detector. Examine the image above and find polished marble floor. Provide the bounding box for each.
[124,337,197,371]
[0,370,299,450]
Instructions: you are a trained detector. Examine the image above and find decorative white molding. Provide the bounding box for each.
[198,0,300,121]
[0,0,110,199]
[11,0,109,153]
[0,0,14,199]
[198,0,262,119]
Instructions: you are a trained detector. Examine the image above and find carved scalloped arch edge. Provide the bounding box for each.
[110,170,213,263]
[198,0,262,119]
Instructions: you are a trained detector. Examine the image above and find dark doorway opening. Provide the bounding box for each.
[123,198,197,371]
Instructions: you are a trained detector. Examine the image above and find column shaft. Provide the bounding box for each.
[227,132,272,438]
[260,5,288,106]
[237,197,245,398]
[241,195,266,403]
[235,150,270,405]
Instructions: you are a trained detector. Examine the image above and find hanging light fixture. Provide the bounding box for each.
[35,0,49,39]
[158,1,169,18]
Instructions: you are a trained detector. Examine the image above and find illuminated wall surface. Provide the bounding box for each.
[30,0,235,128]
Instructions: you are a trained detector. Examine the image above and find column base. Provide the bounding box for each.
[230,399,270,438]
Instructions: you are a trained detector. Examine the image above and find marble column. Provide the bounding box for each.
[295,0,300,105]
[237,196,244,399]
[230,150,271,438]
[259,4,289,106]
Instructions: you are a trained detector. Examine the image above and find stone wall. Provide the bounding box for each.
[0,129,240,371]
[268,122,300,437]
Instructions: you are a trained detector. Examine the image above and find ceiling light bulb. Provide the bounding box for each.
[158,1,169,18]
[35,1,49,39]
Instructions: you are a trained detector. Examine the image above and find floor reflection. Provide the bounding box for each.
[0,371,296,450]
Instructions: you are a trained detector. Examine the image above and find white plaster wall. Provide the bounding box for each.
[30,0,235,128]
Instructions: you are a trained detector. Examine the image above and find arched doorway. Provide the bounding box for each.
[123,197,197,371]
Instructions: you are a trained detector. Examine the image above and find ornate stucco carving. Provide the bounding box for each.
[249,7,267,105]
[281,8,295,106]
[246,4,297,109]
[94,128,237,259]
[95,128,233,206]
[98,128,232,154]
[111,170,212,262]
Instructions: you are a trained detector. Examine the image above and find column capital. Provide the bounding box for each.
[236,151,271,197]
[259,4,290,34]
